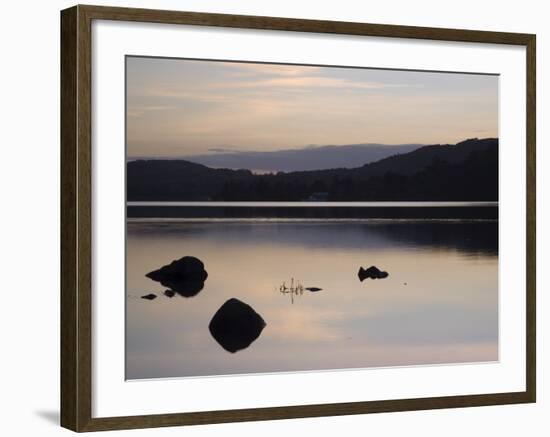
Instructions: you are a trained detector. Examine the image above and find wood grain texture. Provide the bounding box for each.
[525,35,536,403]
[60,4,537,432]
[78,392,534,432]
[76,4,93,431]
[79,4,533,44]
[60,5,78,431]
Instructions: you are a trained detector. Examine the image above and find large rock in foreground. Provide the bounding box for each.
[146,256,208,297]
[209,298,266,353]
[358,265,389,281]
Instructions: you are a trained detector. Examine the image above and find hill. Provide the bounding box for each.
[175,143,422,173]
[127,138,498,201]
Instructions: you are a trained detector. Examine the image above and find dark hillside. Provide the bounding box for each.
[127,138,498,201]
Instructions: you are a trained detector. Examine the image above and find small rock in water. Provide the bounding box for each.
[146,256,208,297]
[141,293,157,300]
[358,266,389,282]
[164,289,176,298]
[305,287,323,292]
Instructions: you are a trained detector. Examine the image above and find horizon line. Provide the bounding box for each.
[126,137,498,161]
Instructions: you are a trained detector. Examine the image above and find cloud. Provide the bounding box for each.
[126,105,175,118]
[208,147,238,153]
[126,58,498,155]
[130,64,406,105]
[222,63,322,78]
[216,75,393,90]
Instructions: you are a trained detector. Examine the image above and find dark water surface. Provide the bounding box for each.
[127,201,498,220]
[126,212,498,380]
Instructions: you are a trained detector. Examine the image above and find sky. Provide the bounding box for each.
[126,56,498,159]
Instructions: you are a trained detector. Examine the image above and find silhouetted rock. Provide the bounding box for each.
[358,266,389,281]
[146,256,208,297]
[164,289,175,298]
[141,293,157,300]
[209,298,266,353]
[306,287,323,292]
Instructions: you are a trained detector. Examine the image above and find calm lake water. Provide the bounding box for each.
[126,204,498,380]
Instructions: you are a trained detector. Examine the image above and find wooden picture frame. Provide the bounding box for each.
[61,4,536,432]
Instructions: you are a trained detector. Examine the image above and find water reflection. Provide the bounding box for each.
[278,279,325,304]
[128,219,497,255]
[279,278,305,304]
[126,219,498,379]
[370,221,498,255]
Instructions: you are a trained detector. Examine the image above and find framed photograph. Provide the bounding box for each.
[60,4,536,432]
